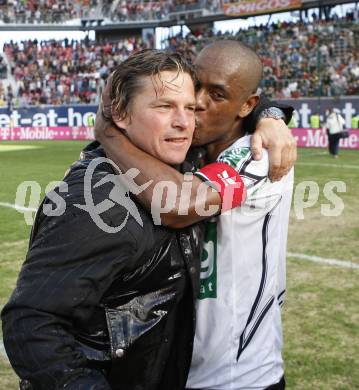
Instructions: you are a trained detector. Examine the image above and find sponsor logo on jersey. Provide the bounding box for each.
[219,147,250,169]
[199,220,217,299]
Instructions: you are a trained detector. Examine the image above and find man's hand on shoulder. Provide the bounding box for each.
[251,118,297,182]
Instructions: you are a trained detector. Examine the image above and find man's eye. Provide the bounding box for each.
[187,106,196,112]
[210,91,224,100]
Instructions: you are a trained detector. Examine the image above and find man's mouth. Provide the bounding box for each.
[165,137,188,144]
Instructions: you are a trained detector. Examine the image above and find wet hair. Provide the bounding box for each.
[111,49,198,120]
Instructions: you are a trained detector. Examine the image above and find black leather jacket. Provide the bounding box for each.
[2,144,204,390]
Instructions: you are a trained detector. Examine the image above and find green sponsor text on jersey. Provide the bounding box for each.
[199,219,217,299]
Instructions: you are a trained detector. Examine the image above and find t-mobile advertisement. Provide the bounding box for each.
[291,128,359,149]
[0,126,94,141]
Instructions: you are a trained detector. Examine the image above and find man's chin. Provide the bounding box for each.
[160,151,188,166]
[191,130,202,146]
[191,133,212,147]
[192,125,211,147]
[191,137,203,147]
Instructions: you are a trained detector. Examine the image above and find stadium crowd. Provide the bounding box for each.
[0,0,221,24]
[0,0,100,24]
[253,18,358,98]
[102,1,221,23]
[2,37,151,106]
[101,0,171,22]
[167,16,359,99]
[1,14,358,106]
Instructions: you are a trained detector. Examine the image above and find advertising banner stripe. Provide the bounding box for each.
[291,128,359,150]
[224,0,302,17]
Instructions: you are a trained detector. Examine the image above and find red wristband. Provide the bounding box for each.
[196,162,246,212]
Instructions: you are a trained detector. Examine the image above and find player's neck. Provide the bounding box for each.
[206,126,245,162]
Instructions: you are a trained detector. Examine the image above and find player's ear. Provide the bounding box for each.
[111,104,130,131]
[238,94,260,118]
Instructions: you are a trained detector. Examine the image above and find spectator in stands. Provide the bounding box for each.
[0,81,5,107]
[0,57,7,79]
[6,84,13,112]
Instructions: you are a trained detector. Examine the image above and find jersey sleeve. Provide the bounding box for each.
[217,145,269,201]
[194,137,293,214]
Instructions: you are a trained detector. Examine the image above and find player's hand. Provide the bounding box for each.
[251,118,297,181]
[94,73,119,140]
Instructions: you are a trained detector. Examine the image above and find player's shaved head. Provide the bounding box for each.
[196,40,263,94]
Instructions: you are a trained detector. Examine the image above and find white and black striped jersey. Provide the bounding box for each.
[187,135,294,390]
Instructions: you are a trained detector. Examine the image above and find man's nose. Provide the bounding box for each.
[195,88,207,111]
[172,108,191,130]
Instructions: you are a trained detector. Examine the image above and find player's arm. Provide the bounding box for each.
[245,95,297,182]
[96,119,249,228]
[94,115,292,229]
[95,124,223,228]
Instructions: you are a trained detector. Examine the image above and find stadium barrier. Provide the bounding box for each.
[1,98,358,128]
[0,100,358,149]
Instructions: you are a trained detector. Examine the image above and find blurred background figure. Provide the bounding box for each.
[323,107,346,158]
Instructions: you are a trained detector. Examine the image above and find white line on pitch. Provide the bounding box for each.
[301,151,327,157]
[0,339,8,360]
[0,202,37,212]
[287,252,359,269]
[296,162,359,169]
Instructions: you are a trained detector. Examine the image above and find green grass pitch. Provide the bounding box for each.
[0,141,358,389]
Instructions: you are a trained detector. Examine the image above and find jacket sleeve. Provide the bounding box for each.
[1,173,144,389]
[243,95,294,133]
